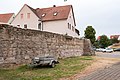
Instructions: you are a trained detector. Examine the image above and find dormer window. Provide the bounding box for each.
[53,12,58,16]
[42,13,46,17]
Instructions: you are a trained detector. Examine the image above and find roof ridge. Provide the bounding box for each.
[35,5,72,10]
[0,13,14,15]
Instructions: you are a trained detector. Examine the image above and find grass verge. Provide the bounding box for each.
[0,56,94,80]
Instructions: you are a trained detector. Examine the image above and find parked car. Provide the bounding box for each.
[96,48,105,52]
[30,56,59,68]
[93,47,96,51]
[114,48,120,52]
[103,48,113,53]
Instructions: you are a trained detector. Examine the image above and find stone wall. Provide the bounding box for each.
[0,25,93,67]
[83,39,95,56]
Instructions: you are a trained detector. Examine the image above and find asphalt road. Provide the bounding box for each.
[96,51,120,58]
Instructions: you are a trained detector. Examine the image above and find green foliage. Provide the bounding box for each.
[0,56,93,80]
[93,40,100,48]
[84,26,96,44]
[99,35,110,48]
[110,38,119,44]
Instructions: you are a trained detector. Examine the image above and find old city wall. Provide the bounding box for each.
[0,25,93,67]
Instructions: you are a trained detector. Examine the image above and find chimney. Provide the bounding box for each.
[53,5,56,7]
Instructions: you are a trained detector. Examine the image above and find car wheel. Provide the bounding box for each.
[50,62,55,68]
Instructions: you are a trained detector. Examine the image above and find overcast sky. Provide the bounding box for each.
[0,0,120,37]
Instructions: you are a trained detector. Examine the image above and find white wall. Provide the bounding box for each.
[118,36,120,40]
[12,5,40,30]
[66,8,79,37]
[8,14,15,24]
[43,20,67,35]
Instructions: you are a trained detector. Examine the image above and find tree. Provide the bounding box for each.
[94,40,100,48]
[110,38,119,44]
[99,35,110,48]
[84,26,96,44]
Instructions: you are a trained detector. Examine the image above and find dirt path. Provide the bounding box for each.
[60,57,120,80]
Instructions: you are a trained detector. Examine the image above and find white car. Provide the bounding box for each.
[103,48,113,53]
[96,48,105,52]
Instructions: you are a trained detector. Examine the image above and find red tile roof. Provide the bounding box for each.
[110,35,120,39]
[0,13,14,23]
[97,36,101,40]
[26,4,74,22]
[36,5,71,21]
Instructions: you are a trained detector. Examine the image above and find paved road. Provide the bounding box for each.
[79,52,120,80]
[96,52,120,58]
[79,62,120,80]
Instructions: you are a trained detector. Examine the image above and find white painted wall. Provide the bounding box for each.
[118,36,120,40]
[8,14,15,24]
[66,8,79,37]
[12,5,40,30]
[43,20,67,35]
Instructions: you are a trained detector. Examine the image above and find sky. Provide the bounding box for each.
[0,0,120,38]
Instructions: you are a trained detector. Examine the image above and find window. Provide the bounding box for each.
[42,13,46,17]
[17,25,20,27]
[24,24,27,28]
[53,12,58,16]
[72,26,74,31]
[21,14,23,19]
[68,23,69,29]
[68,23,72,30]
[38,23,41,30]
[27,13,30,19]
[69,24,71,30]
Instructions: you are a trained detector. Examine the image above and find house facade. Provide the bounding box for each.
[12,4,79,37]
[0,13,15,24]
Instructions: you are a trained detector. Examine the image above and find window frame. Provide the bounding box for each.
[21,14,23,19]
[27,13,30,19]
[53,12,58,16]
[38,23,42,30]
[24,24,27,29]
[42,13,46,17]
[72,26,74,31]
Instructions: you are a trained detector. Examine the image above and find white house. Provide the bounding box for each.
[12,4,79,37]
[0,13,15,24]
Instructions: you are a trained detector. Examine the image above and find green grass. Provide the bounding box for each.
[0,56,94,80]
